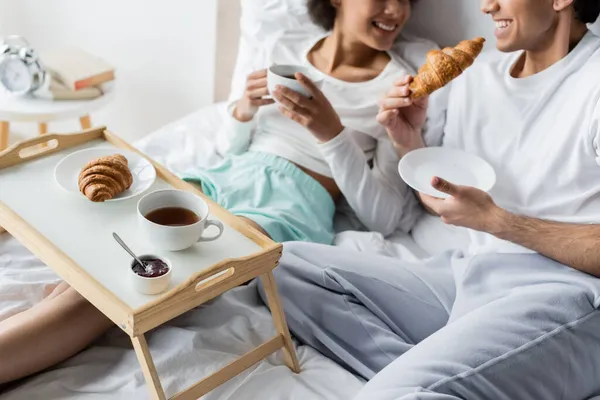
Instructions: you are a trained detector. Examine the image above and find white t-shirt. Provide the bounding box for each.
[217,32,442,236]
[443,31,600,255]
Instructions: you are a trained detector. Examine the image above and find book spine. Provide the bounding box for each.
[73,71,115,91]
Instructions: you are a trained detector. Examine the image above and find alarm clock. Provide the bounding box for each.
[0,35,48,95]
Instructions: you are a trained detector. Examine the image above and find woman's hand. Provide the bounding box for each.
[377,75,429,155]
[273,73,344,143]
[233,69,275,122]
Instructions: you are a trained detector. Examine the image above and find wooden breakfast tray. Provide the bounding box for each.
[0,127,299,400]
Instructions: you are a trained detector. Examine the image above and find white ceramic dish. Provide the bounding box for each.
[54,147,156,202]
[129,254,173,295]
[267,64,324,101]
[399,147,496,199]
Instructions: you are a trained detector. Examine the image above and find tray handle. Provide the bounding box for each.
[188,246,281,296]
[135,245,283,322]
[195,266,236,292]
[0,127,105,170]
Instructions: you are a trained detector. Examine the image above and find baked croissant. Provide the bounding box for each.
[410,37,486,98]
[78,154,133,202]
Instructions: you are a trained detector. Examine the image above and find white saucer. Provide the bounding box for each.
[54,147,156,202]
[399,147,496,199]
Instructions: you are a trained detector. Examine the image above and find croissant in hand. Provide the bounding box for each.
[410,37,486,99]
[78,154,133,202]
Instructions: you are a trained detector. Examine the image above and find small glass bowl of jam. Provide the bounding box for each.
[130,254,172,295]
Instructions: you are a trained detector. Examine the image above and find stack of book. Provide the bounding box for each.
[37,48,115,100]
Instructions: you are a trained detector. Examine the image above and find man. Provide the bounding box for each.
[257,0,600,399]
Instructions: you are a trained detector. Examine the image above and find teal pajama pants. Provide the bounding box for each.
[180,151,336,245]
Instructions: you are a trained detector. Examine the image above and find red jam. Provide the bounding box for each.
[132,258,170,278]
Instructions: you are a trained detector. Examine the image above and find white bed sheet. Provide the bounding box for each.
[0,234,364,399]
[0,103,463,399]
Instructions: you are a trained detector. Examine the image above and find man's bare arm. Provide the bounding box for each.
[421,178,600,277]
[490,210,600,277]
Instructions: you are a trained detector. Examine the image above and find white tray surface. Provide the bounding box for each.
[0,140,263,309]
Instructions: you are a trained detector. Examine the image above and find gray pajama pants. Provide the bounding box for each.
[256,242,600,400]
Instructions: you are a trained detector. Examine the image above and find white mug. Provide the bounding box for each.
[137,189,224,252]
[267,64,324,102]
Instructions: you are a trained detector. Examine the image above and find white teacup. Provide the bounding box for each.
[267,64,324,102]
[137,189,224,252]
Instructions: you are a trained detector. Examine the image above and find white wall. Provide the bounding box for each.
[406,0,600,48]
[406,0,496,48]
[0,0,217,143]
[0,0,22,37]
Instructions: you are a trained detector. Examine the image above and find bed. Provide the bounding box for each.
[2,1,599,399]
[1,101,466,400]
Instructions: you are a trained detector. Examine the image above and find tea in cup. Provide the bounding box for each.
[137,189,224,251]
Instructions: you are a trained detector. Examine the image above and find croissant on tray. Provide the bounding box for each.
[410,37,486,98]
[78,154,133,202]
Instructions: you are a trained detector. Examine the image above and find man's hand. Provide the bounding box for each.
[417,176,600,277]
[273,73,344,143]
[419,177,504,233]
[377,75,429,156]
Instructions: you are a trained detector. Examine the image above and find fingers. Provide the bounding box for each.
[412,94,429,109]
[247,77,267,91]
[251,98,275,107]
[278,105,308,126]
[376,109,399,126]
[431,177,460,197]
[247,86,270,99]
[386,85,411,98]
[248,69,268,80]
[379,97,413,111]
[379,83,413,111]
[296,73,323,100]
[273,85,312,113]
[394,74,413,86]
[419,193,444,213]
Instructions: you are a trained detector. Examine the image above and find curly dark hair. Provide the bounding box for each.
[573,0,600,23]
[307,0,416,32]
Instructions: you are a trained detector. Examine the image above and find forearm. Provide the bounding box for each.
[319,130,419,235]
[490,209,600,277]
[216,101,255,155]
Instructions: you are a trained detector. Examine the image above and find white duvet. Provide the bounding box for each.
[0,103,466,399]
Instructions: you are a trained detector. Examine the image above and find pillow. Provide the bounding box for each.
[591,16,600,36]
[228,0,324,102]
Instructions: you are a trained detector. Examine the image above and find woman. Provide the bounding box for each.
[0,0,434,386]
[182,0,426,245]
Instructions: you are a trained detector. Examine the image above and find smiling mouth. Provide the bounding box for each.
[373,21,398,32]
[495,19,513,29]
